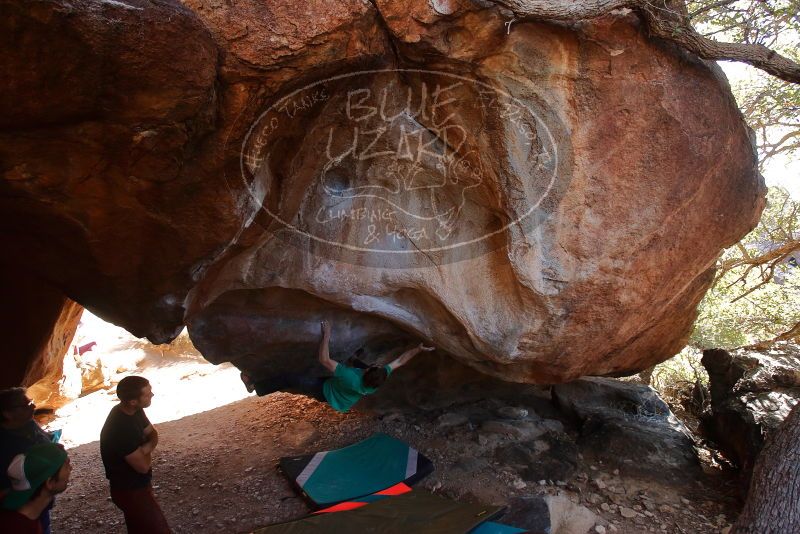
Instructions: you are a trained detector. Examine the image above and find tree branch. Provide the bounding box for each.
[485,0,800,84]
[713,237,800,292]
[744,319,800,350]
[716,239,800,280]
[689,0,736,20]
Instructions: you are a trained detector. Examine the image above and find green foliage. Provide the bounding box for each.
[735,69,800,167]
[652,347,708,397]
[674,4,800,351]
[688,1,800,49]
[689,1,800,166]
[690,187,800,349]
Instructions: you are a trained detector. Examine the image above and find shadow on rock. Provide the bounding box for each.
[552,377,701,485]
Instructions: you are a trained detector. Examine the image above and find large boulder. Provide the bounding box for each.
[552,377,701,484]
[700,344,800,477]
[1,0,763,384]
[0,0,222,344]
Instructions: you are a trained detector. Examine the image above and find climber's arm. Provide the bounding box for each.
[318,320,337,373]
[387,343,435,371]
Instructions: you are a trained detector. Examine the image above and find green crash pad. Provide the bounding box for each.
[255,490,503,534]
[279,433,433,507]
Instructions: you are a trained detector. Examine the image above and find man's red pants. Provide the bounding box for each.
[110,485,171,534]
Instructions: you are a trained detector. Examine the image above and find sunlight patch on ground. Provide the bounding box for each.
[46,312,251,448]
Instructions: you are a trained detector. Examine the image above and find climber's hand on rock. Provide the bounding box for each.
[320,320,331,337]
[418,343,435,352]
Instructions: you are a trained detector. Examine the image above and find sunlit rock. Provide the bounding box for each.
[1,0,764,384]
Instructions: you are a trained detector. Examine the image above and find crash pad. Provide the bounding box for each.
[255,489,503,533]
[279,433,433,507]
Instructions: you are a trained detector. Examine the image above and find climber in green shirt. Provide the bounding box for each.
[241,320,435,412]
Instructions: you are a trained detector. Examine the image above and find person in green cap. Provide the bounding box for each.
[0,443,72,534]
[241,320,435,412]
[0,387,58,534]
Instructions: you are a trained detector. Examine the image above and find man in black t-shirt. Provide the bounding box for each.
[100,376,170,534]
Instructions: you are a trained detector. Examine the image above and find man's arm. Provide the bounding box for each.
[124,448,152,474]
[124,424,158,474]
[141,424,159,455]
[318,320,337,373]
[387,343,435,371]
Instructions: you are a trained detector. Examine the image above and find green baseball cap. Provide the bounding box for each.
[2,443,68,510]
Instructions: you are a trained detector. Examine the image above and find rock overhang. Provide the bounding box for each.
[0,0,765,385]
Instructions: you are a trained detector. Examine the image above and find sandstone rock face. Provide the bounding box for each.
[701,344,800,477]
[1,0,764,384]
[0,0,221,343]
[22,298,84,407]
[25,350,84,411]
[0,263,83,389]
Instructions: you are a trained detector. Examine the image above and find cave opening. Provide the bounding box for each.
[24,308,249,449]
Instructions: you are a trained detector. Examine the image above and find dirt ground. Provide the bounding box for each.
[49,390,739,534]
[51,393,357,533]
[43,313,740,533]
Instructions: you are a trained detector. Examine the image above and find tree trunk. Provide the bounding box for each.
[733,402,800,533]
